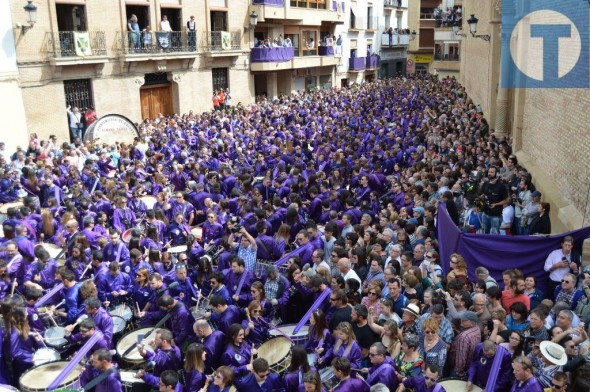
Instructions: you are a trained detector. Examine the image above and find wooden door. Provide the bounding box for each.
[140,85,173,119]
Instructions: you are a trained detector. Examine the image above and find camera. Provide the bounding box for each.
[231,223,242,233]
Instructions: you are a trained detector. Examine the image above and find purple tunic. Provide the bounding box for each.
[203,330,226,372]
[79,365,123,392]
[221,342,253,378]
[144,346,182,377]
[24,259,57,289]
[211,305,243,335]
[366,357,398,390]
[333,378,370,392]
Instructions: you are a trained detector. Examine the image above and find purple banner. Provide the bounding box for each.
[253,0,284,5]
[367,54,380,69]
[251,47,295,62]
[319,46,335,56]
[349,57,366,70]
[437,203,590,294]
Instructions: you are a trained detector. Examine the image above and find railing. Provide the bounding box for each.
[434,53,460,61]
[253,0,284,4]
[384,0,408,8]
[115,31,197,54]
[202,31,242,51]
[420,12,435,19]
[349,57,366,70]
[381,32,410,47]
[366,54,380,69]
[46,31,107,58]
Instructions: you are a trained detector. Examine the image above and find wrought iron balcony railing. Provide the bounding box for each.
[116,31,198,54]
[201,31,242,52]
[46,31,106,58]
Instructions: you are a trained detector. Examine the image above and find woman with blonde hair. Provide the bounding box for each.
[38,209,57,242]
[446,253,468,281]
[318,321,361,369]
[418,317,446,375]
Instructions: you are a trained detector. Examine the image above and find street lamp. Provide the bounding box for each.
[245,11,258,33]
[20,0,38,34]
[467,14,490,41]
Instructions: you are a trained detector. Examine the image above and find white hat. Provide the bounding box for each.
[540,341,567,366]
[403,304,420,318]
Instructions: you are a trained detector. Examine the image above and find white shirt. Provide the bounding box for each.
[501,205,514,228]
[313,260,331,272]
[544,248,572,282]
[160,20,172,32]
[343,268,362,293]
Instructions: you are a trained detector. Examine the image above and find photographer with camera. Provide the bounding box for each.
[478,166,509,234]
[228,220,257,272]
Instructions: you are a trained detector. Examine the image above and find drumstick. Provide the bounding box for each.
[195,290,202,309]
[47,313,58,327]
[350,368,369,373]
[136,302,141,314]
[119,304,126,317]
[10,278,16,297]
[245,308,252,323]
[79,263,92,279]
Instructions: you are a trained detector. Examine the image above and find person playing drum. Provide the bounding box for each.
[306,309,333,365]
[194,319,226,373]
[53,267,85,324]
[7,306,44,381]
[24,248,58,290]
[23,287,45,333]
[245,282,273,316]
[209,271,233,305]
[113,197,137,233]
[301,371,325,392]
[80,349,123,392]
[181,343,207,391]
[65,318,109,356]
[138,328,182,377]
[235,358,286,392]
[103,230,131,264]
[157,294,193,347]
[330,357,370,392]
[138,272,169,326]
[98,262,133,306]
[242,300,270,347]
[206,295,243,335]
[284,345,314,392]
[221,323,257,379]
[139,369,183,392]
[208,366,235,392]
[168,263,197,310]
[396,363,445,392]
[319,322,362,370]
[76,296,114,347]
[226,258,255,304]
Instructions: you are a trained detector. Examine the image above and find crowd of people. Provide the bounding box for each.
[0,74,588,392]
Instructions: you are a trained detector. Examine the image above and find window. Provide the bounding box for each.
[319,75,332,89]
[285,34,300,53]
[367,7,373,29]
[212,68,229,91]
[64,79,94,110]
[210,11,228,31]
[435,42,460,61]
[56,4,87,32]
[291,0,327,9]
[302,30,317,56]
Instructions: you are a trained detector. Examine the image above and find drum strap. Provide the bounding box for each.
[84,367,118,390]
[115,242,123,263]
[121,311,173,358]
[432,384,443,392]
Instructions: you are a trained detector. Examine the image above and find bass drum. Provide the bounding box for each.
[20,361,84,392]
[439,378,483,392]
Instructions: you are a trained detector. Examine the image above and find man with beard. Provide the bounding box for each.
[501,278,530,312]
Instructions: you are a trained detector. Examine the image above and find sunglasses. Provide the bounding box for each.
[561,279,571,283]
[368,292,377,296]
[551,383,566,389]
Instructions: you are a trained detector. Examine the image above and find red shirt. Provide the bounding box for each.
[501,290,531,312]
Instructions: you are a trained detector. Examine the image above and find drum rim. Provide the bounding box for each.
[116,327,155,361]
[20,361,83,392]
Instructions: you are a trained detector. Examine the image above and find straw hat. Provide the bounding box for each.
[540,341,567,366]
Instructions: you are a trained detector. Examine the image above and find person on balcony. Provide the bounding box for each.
[187,16,196,51]
[161,15,172,33]
[142,26,153,51]
[127,14,141,52]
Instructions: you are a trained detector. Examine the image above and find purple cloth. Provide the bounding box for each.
[403,377,446,392]
[211,305,243,335]
[366,54,380,69]
[92,307,114,347]
[437,203,590,295]
[467,342,513,392]
[333,378,370,392]
[319,46,335,56]
[235,372,286,392]
[349,57,366,70]
[221,342,253,378]
[366,357,398,390]
[79,366,123,392]
[252,0,284,5]
[510,377,544,392]
[203,330,226,372]
[251,47,295,62]
[144,346,182,377]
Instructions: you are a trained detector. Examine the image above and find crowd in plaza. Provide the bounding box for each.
[0,74,588,392]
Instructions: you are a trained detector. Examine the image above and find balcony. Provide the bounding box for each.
[366,54,380,69]
[250,53,339,72]
[254,1,345,25]
[251,47,294,62]
[252,0,284,4]
[381,32,410,48]
[201,31,243,57]
[384,0,408,9]
[434,53,460,61]
[115,31,198,66]
[349,57,366,71]
[45,31,108,64]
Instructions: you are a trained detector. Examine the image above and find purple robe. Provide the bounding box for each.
[144,346,182,377]
[203,330,226,373]
[365,357,398,390]
[24,259,57,289]
[80,365,123,392]
[235,372,286,392]
[102,242,131,264]
[333,378,370,392]
[221,342,253,378]
[211,305,243,335]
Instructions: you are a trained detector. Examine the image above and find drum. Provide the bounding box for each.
[122,229,135,244]
[257,337,292,374]
[20,361,84,392]
[269,324,309,346]
[44,326,68,351]
[191,227,203,241]
[307,353,316,367]
[168,245,188,254]
[32,347,61,366]
[0,201,24,216]
[140,196,157,210]
[110,304,133,321]
[190,297,210,320]
[439,378,483,392]
[112,315,127,340]
[319,367,339,390]
[35,243,65,261]
[0,385,19,392]
[120,371,151,392]
[116,327,155,367]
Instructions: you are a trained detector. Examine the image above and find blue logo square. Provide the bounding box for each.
[501,0,589,88]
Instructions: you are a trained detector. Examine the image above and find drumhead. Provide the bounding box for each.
[191,227,203,240]
[257,337,291,366]
[120,371,145,383]
[140,196,157,210]
[44,326,67,347]
[33,348,61,366]
[112,316,127,334]
[269,324,308,337]
[0,201,24,214]
[0,384,19,392]
[20,361,83,390]
[168,245,188,254]
[116,327,154,361]
[110,304,133,321]
[36,243,64,260]
[439,379,483,392]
